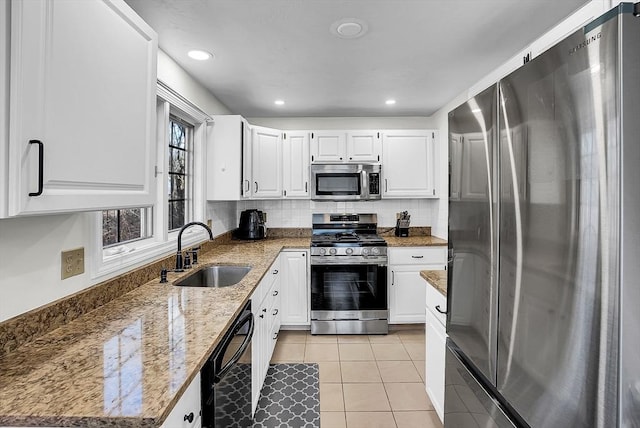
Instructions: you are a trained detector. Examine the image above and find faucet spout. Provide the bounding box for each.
[176,222,214,271]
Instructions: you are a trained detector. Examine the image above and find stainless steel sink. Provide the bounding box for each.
[174,265,251,287]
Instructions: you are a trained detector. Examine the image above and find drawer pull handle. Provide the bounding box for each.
[272,290,279,296]
[411,255,424,259]
[435,305,447,314]
[184,412,194,423]
[273,269,279,275]
[273,308,279,315]
[273,332,279,340]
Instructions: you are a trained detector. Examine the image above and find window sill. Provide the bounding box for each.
[92,229,210,281]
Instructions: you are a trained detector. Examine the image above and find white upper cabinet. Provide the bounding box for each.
[282,131,310,198]
[310,131,346,163]
[251,125,282,198]
[310,130,381,163]
[346,130,381,163]
[207,115,251,200]
[7,0,157,216]
[382,130,437,198]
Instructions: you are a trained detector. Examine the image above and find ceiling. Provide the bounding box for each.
[126,0,589,118]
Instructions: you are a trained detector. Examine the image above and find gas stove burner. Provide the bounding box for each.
[335,232,360,241]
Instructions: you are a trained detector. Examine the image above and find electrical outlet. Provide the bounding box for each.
[61,247,84,280]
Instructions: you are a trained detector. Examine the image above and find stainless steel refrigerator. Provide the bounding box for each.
[446,3,640,427]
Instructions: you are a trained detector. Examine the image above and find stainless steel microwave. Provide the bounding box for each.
[310,163,382,201]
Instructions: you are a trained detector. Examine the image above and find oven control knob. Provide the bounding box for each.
[362,248,370,256]
[329,248,337,255]
[372,247,380,255]
[345,248,353,255]
[320,248,327,255]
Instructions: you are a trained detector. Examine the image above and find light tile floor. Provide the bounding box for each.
[270,328,443,428]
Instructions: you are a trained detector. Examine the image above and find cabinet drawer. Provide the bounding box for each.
[425,284,447,327]
[389,247,446,265]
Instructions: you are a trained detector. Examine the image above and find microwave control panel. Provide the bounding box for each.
[369,173,380,195]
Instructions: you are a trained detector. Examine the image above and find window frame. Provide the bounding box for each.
[91,81,211,280]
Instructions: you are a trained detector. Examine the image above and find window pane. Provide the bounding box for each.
[168,201,185,231]
[168,174,186,201]
[118,208,142,243]
[103,210,118,247]
[102,208,151,248]
[170,121,186,149]
[169,148,185,175]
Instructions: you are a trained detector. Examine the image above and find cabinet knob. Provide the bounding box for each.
[184,412,194,423]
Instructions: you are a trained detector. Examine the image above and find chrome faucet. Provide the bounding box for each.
[175,222,214,271]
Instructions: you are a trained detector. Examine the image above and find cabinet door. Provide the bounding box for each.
[346,130,381,162]
[382,130,436,198]
[251,126,282,198]
[282,132,309,198]
[280,251,309,325]
[161,372,202,428]
[310,131,346,163]
[8,0,157,215]
[389,267,428,323]
[207,115,247,200]
[425,309,446,423]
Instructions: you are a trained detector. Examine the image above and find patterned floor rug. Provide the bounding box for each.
[253,363,320,428]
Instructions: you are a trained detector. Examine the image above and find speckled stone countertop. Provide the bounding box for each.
[0,230,446,427]
[384,235,447,247]
[0,237,309,428]
[421,270,448,297]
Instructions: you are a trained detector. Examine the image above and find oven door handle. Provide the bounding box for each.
[311,258,387,266]
[214,312,254,383]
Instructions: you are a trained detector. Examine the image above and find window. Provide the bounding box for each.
[102,208,152,247]
[92,81,209,279]
[168,116,193,231]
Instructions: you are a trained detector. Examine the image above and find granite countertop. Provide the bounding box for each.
[421,270,448,297]
[384,235,448,247]
[0,237,309,428]
[0,231,446,427]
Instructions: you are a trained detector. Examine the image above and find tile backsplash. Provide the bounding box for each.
[235,199,438,228]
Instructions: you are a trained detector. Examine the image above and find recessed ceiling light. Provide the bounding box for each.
[187,50,213,61]
[385,99,396,105]
[274,100,285,106]
[330,18,368,39]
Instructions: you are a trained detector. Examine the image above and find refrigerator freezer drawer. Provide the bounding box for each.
[445,342,517,428]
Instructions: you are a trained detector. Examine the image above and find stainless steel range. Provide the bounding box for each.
[310,213,388,335]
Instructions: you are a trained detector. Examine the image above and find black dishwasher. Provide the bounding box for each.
[201,300,254,428]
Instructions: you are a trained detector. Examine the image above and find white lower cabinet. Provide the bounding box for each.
[280,250,309,326]
[388,247,446,323]
[425,285,447,423]
[161,372,202,428]
[251,257,281,415]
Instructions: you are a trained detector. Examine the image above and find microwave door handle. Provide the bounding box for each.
[361,170,368,198]
[214,313,255,383]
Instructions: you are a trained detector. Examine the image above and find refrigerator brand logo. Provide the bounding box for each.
[569,32,602,55]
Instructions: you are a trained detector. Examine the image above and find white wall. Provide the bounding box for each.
[0,51,233,322]
[237,199,440,231]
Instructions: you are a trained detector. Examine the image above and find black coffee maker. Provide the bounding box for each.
[234,209,267,240]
